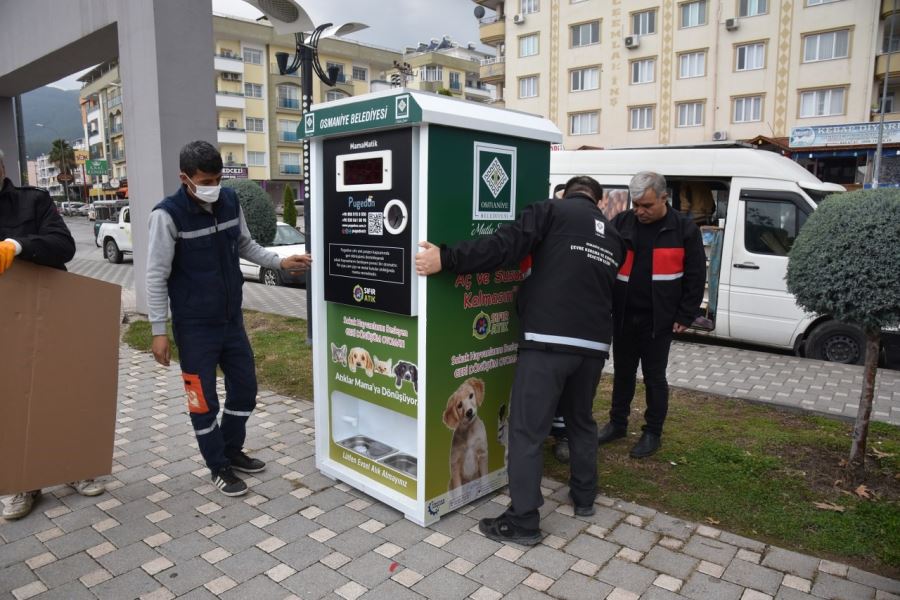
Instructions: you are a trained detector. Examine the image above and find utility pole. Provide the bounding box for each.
[873,0,898,189]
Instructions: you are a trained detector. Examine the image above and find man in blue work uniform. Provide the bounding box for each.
[147,141,311,497]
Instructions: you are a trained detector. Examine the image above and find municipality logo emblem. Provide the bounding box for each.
[595,219,605,236]
[352,284,364,302]
[304,113,315,135]
[395,95,410,120]
[473,142,516,221]
[482,157,509,199]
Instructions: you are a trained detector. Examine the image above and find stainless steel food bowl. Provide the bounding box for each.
[336,435,396,459]
[378,453,417,478]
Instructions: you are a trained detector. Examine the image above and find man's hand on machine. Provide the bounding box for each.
[280,254,312,273]
[416,241,443,276]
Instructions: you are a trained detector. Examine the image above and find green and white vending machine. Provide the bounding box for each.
[306,89,561,525]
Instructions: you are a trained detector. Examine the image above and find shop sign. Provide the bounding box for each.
[85,160,108,176]
[222,166,248,179]
[301,93,421,140]
[790,121,900,148]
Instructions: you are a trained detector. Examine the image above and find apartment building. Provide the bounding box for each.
[475,0,898,184]
[402,36,496,103]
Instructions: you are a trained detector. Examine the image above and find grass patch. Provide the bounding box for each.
[124,312,900,574]
[124,311,312,400]
[546,378,900,575]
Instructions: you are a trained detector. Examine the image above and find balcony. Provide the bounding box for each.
[277,98,301,110]
[479,14,505,46]
[111,150,126,163]
[450,81,462,92]
[279,131,300,143]
[473,0,504,10]
[279,164,301,175]
[109,124,124,137]
[214,54,245,75]
[465,85,493,101]
[217,128,247,145]
[216,91,246,110]
[479,56,505,83]
[875,52,900,79]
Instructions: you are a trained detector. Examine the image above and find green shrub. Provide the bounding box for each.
[787,188,900,330]
[283,185,297,228]
[222,179,276,246]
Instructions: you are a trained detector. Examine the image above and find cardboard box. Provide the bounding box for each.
[0,262,120,494]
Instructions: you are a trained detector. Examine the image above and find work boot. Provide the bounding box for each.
[597,422,627,445]
[212,467,248,497]
[629,432,661,458]
[69,479,105,497]
[2,490,41,520]
[553,438,570,463]
[226,449,266,473]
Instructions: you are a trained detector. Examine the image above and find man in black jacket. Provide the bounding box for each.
[0,149,106,520]
[597,172,706,458]
[416,176,624,545]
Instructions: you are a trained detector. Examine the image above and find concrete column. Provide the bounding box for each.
[116,0,217,313]
[0,96,21,185]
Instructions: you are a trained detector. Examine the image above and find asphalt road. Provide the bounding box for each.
[63,215,309,319]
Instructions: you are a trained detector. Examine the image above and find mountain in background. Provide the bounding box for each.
[20,87,83,158]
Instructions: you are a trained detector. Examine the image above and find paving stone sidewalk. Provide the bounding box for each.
[2,346,898,600]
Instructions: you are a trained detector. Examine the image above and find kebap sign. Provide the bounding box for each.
[789,121,900,148]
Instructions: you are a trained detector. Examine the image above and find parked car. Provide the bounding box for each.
[239,222,306,286]
[76,204,91,217]
[91,200,129,245]
[61,201,85,216]
[96,206,132,263]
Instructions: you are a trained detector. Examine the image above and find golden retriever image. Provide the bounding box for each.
[443,377,489,491]
[348,347,374,377]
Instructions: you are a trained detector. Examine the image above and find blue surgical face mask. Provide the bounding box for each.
[182,173,221,203]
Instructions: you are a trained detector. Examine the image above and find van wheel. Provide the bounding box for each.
[104,239,123,264]
[805,321,865,365]
[260,268,281,286]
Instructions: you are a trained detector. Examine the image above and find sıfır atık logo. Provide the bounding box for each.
[304,112,315,135]
[352,284,364,302]
[473,142,516,221]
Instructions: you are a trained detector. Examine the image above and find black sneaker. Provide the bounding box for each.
[597,422,627,446]
[226,450,266,473]
[568,492,596,517]
[211,467,248,497]
[629,432,661,458]
[553,438,570,463]
[478,515,542,546]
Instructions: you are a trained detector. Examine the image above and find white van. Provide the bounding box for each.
[550,147,897,366]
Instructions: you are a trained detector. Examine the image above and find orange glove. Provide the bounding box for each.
[0,240,15,275]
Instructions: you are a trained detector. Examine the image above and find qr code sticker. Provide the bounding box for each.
[368,212,384,236]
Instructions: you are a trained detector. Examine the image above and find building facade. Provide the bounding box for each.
[474,0,894,177]
[402,36,496,103]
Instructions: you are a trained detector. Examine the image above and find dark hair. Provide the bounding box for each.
[179,141,223,176]
[563,175,603,202]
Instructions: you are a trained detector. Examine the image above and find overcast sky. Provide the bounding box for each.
[50,0,485,90]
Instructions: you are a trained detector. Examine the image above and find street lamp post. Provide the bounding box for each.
[275,26,343,345]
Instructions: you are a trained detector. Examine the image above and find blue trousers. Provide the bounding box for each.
[173,317,257,472]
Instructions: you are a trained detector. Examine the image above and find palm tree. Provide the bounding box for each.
[48,139,75,200]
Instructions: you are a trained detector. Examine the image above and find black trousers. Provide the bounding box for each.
[610,313,673,436]
[504,349,606,530]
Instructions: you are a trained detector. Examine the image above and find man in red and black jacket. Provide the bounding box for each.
[597,171,705,458]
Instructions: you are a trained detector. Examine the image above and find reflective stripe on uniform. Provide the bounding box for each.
[524,332,611,352]
[223,408,253,417]
[652,272,683,280]
[178,217,240,239]
[616,274,630,282]
[194,422,218,436]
